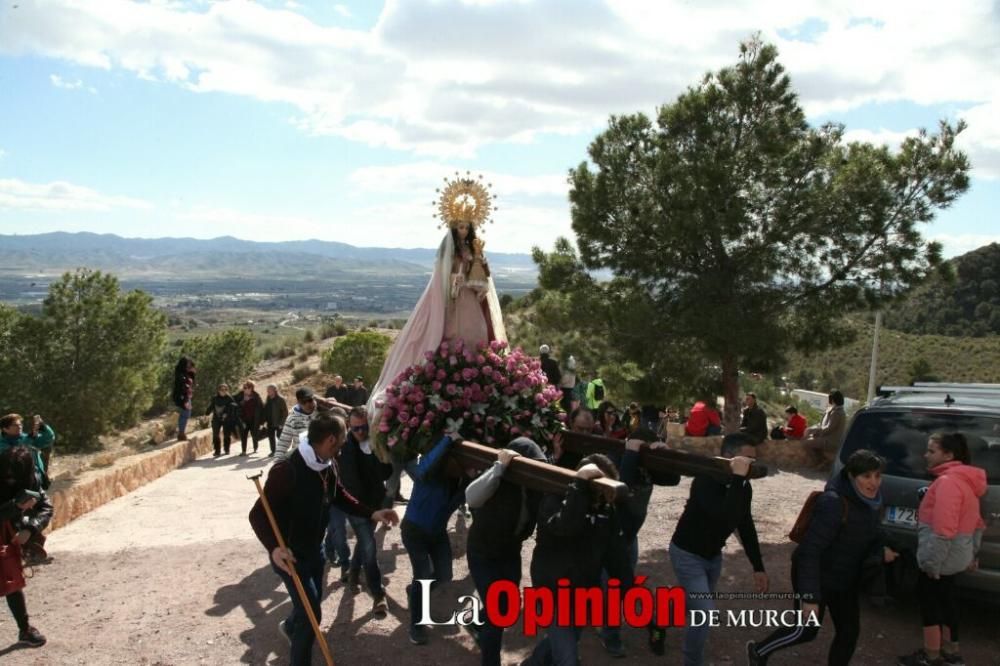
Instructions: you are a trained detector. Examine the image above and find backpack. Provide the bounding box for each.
[788,491,848,543]
[592,382,605,402]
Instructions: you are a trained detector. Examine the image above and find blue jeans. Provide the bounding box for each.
[528,625,582,666]
[177,406,191,434]
[468,550,521,666]
[272,549,325,666]
[348,514,383,597]
[401,520,453,627]
[324,506,351,566]
[669,543,722,666]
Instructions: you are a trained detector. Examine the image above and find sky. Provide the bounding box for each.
[0,0,998,255]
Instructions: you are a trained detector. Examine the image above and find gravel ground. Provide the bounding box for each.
[3,451,999,665]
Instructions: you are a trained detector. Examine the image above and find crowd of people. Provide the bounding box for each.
[1,346,987,666]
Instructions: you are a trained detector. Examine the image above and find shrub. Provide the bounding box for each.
[320,331,393,385]
[292,365,317,382]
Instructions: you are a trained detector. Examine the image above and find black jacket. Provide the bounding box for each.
[793,471,884,603]
[671,474,765,572]
[540,355,561,387]
[206,394,239,426]
[0,454,53,537]
[337,434,393,509]
[264,395,289,430]
[616,449,680,540]
[530,480,637,591]
[466,438,548,559]
[249,448,373,557]
[740,405,768,444]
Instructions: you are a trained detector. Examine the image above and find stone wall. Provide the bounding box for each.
[48,430,213,531]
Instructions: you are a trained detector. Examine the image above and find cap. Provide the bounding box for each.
[539,344,550,355]
[295,387,315,401]
[354,375,364,382]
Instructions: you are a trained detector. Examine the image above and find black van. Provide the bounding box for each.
[832,383,1000,597]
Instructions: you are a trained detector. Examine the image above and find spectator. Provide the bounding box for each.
[584,376,607,410]
[525,454,636,666]
[685,399,723,437]
[401,435,469,646]
[670,433,768,666]
[559,355,578,412]
[0,445,52,648]
[324,375,351,406]
[539,344,562,388]
[205,384,238,457]
[263,385,288,458]
[171,356,196,442]
[551,407,593,471]
[248,412,398,666]
[275,388,319,459]
[596,401,627,440]
[625,402,642,435]
[897,433,986,666]
[0,414,55,489]
[350,376,369,407]
[771,405,808,440]
[749,449,898,666]
[739,393,768,444]
[803,390,848,467]
[465,438,547,666]
[237,381,265,456]
[336,407,394,617]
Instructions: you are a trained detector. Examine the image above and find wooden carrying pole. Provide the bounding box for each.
[451,440,628,503]
[561,430,768,482]
[247,472,334,666]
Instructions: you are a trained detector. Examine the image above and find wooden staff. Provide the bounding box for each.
[561,430,769,482]
[451,440,628,503]
[247,472,334,666]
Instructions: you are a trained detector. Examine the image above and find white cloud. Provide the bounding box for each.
[49,73,96,93]
[0,178,151,212]
[932,233,1000,257]
[842,127,919,148]
[957,101,1000,180]
[1,1,997,161]
[333,4,351,18]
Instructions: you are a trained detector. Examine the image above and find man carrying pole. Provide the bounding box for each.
[249,411,399,666]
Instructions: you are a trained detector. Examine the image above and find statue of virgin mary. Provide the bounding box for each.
[367,174,507,423]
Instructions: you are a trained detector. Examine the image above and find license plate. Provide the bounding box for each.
[885,506,918,527]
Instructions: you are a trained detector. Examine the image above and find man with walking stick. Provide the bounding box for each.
[249,411,399,666]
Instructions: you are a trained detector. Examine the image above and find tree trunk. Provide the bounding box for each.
[721,355,741,432]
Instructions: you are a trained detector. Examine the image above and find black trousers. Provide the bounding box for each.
[5,590,29,631]
[239,419,258,453]
[754,583,860,666]
[918,571,960,641]
[211,421,236,454]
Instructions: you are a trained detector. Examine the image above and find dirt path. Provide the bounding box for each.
[5,453,999,665]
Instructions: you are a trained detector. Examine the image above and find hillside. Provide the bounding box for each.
[883,242,1000,337]
[788,318,1000,398]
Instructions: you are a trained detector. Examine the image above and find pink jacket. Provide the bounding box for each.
[917,460,987,576]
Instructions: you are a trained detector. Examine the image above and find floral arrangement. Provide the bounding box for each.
[375,338,564,461]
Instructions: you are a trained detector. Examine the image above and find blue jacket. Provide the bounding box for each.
[402,436,465,534]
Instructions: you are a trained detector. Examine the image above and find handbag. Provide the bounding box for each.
[0,523,26,596]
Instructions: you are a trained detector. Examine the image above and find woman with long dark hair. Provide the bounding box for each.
[172,356,196,441]
[0,446,52,648]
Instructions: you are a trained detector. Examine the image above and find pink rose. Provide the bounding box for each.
[398,412,410,423]
[436,369,448,381]
[414,403,426,415]
[408,417,419,428]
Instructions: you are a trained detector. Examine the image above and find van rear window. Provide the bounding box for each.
[840,411,1000,484]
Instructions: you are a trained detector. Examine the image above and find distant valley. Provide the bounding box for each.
[0,232,539,314]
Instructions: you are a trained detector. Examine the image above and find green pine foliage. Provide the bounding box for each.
[320,331,392,386]
[0,269,168,450]
[883,243,1000,337]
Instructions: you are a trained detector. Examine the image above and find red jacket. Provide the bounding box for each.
[685,402,721,437]
[783,413,807,439]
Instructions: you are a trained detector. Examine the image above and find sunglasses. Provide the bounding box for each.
[350,424,369,433]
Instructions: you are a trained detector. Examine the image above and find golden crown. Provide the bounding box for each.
[433,171,497,229]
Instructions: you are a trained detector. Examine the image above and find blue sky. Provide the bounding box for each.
[1,0,997,255]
